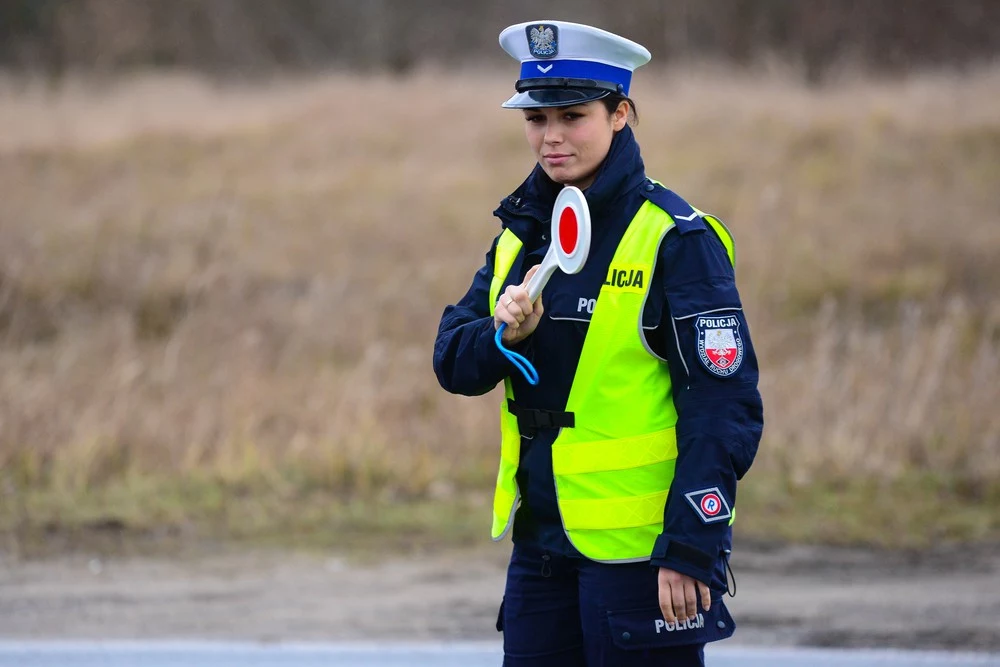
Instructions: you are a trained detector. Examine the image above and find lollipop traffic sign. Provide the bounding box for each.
[495,186,592,385]
[524,186,591,302]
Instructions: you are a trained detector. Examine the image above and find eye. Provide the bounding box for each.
[525,114,545,124]
[563,112,583,121]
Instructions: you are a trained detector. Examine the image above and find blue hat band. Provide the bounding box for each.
[518,59,633,95]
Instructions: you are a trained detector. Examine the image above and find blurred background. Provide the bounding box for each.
[1,0,998,564]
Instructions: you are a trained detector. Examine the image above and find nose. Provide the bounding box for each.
[543,121,563,145]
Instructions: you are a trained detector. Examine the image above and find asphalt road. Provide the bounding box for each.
[0,642,997,667]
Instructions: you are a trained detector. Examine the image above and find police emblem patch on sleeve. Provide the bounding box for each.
[695,314,744,377]
[684,487,732,524]
[526,24,558,58]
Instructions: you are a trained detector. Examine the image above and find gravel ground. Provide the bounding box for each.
[1,541,997,650]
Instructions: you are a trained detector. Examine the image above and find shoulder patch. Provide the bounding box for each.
[694,313,744,377]
[640,181,707,235]
[684,487,732,524]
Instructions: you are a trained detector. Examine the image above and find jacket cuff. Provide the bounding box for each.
[650,536,715,586]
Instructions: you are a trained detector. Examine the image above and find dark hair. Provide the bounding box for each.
[601,94,639,125]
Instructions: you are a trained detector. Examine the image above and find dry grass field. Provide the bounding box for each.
[1,66,998,553]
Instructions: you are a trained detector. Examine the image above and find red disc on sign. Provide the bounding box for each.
[559,206,578,255]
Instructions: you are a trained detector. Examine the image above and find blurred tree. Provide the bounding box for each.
[0,0,997,79]
[0,0,65,78]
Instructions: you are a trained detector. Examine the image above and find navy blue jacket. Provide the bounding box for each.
[433,125,763,594]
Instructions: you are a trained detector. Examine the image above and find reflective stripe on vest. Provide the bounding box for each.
[488,204,736,560]
[489,229,524,540]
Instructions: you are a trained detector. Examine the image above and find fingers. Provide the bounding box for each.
[494,290,527,326]
[522,264,540,289]
[516,265,542,310]
[494,265,545,342]
[657,571,677,625]
[698,580,712,613]
[509,289,533,318]
[494,282,537,326]
[671,577,689,622]
[658,568,709,627]
[684,579,700,621]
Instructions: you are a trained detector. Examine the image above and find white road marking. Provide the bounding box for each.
[0,642,996,667]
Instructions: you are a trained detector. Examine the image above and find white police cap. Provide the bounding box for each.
[499,20,652,109]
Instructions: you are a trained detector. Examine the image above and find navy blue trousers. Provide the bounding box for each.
[499,544,729,666]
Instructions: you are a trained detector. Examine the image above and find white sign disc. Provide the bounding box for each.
[552,186,591,274]
[524,186,593,302]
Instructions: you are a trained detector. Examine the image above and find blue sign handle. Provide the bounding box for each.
[494,323,539,385]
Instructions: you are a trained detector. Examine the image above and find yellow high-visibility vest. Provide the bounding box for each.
[488,199,735,562]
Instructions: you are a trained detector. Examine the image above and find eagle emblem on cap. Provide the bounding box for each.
[527,24,558,58]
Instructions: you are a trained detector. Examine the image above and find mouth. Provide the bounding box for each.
[543,153,572,166]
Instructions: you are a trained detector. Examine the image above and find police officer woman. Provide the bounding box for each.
[434,20,764,667]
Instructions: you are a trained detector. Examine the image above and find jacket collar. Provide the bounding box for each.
[584,124,647,213]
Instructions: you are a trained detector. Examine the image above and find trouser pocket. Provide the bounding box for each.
[606,602,735,650]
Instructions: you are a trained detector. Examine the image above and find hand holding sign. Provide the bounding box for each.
[494,265,545,346]
[494,186,592,385]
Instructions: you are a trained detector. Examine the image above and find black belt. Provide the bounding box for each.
[507,399,575,436]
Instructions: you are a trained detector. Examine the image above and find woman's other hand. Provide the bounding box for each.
[494,265,544,345]
[657,567,711,626]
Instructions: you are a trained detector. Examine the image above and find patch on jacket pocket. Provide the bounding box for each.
[607,603,735,650]
[607,607,705,650]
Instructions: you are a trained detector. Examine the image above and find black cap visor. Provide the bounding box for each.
[502,87,611,109]
[502,77,620,109]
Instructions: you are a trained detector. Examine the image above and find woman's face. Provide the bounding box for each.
[523,100,629,190]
